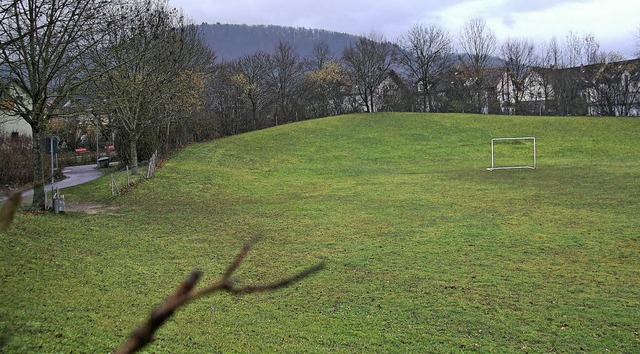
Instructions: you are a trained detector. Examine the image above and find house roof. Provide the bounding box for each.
[532,58,640,82]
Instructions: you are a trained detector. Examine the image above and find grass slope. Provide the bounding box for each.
[2,113,639,352]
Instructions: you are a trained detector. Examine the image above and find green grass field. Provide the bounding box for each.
[2,113,639,352]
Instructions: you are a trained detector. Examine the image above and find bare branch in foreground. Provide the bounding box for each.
[0,184,42,231]
[114,241,325,354]
[0,191,22,231]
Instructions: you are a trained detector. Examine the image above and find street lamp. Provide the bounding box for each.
[96,117,99,167]
[87,109,99,167]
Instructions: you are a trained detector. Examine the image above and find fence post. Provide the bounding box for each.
[146,150,157,179]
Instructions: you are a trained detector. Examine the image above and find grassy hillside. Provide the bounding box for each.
[2,113,639,352]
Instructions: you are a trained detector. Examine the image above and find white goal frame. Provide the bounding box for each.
[486,137,536,171]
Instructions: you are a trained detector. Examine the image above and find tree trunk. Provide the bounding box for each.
[165,121,171,155]
[130,138,138,175]
[476,81,484,114]
[251,103,258,129]
[365,90,372,112]
[426,90,434,112]
[31,127,46,210]
[421,90,428,112]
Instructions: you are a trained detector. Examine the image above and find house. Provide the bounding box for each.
[414,73,457,113]
[448,65,504,114]
[495,58,640,117]
[372,70,408,112]
[343,69,408,113]
[496,68,553,115]
[0,81,31,138]
[582,58,640,116]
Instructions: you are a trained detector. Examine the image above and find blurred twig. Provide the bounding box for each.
[0,184,41,231]
[0,191,21,231]
[115,239,324,354]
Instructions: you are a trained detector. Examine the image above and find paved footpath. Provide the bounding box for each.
[1,164,104,204]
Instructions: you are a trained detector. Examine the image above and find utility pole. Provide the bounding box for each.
[96,117,99,167]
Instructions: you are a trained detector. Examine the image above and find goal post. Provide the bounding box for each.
[486,137,536,171]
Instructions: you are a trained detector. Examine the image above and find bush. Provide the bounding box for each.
[0,135,65,188]
[59,150,97,166]
[0,135,32,187]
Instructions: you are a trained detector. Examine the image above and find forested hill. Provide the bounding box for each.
[198,23,361,61]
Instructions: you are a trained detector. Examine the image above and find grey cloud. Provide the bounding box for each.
[500,0,590,14]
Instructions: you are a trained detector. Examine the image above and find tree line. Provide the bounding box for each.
[1,0,639,210]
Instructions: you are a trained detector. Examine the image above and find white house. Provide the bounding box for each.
[495,58,640,117]
[343,69,407,113]
[0,81,32,138]
[582,59,640,117]
[496,68,553,115]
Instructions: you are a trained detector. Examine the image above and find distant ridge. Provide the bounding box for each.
[198,23,361,61]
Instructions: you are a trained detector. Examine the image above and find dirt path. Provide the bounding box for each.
[62,201,119,215]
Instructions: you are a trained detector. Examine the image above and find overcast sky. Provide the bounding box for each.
[168,0,639,58]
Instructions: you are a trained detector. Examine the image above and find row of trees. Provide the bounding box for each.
[1,0,639,209]
[1,0,216,209]
[212,18,638,124]
[207,33,397,137]
[2,0,112,209]
[398,18,637,116]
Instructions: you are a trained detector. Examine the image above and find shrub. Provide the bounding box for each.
[0,135,65,188]
[0,135,32,187]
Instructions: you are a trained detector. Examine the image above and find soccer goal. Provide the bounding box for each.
[486,137,536,171]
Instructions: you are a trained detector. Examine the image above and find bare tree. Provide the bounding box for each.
[500,38,537,114]
[0,1,11,22]
[206,62,236,135]
[586,60,640,116]
[308,41,335,70]
[303,41,347,118]
[536,32,604,116]
[305,61,347,118]
[458,18,497,113]
[267,41,307,125]
[583,33,601,65]
[87,0,210,174]
[232,51,271,131]
[0,1,28,50]
[540,37,563,68]
[564,31,602,67]
[158,39,216,154]
[397,23,453,112]
[535,38,564,114]
[342,33,394,113]
[602,51,627,63]
[564,31,584,68]
[0,0,111,209]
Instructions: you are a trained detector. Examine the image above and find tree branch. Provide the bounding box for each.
[0,190,22,231]
[0,183,42,231]
[114,240,324,354]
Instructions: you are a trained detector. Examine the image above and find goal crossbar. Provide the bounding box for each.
[486,137,536,171]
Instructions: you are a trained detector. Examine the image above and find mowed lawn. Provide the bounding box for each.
[2,113,639,352]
